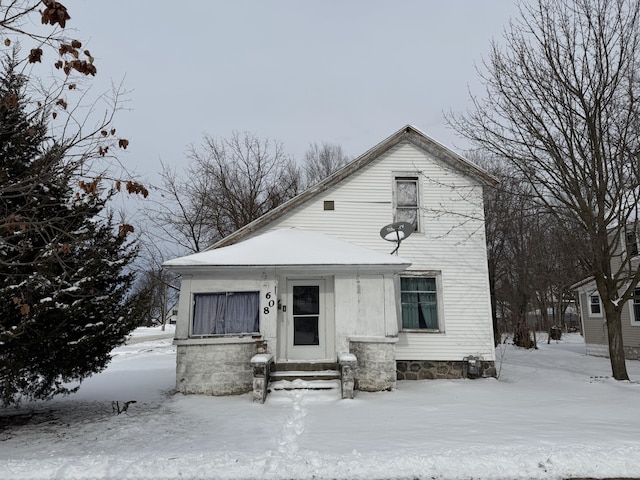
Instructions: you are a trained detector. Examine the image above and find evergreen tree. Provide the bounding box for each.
[0,53,140,406]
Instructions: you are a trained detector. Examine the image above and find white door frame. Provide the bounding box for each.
[279,276,335,362]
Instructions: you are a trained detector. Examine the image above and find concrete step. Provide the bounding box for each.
[270,378,341,391]
[270,369,340,382]
[272,362,338,372]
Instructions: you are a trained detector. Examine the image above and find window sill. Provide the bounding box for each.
[401,329,443,334]
[175,336,260,346]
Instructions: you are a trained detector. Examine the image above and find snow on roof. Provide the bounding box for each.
[163,228,412,269]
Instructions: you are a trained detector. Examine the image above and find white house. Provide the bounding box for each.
[164,125,497,400]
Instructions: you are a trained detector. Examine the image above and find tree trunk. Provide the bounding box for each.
[603,302,629,380]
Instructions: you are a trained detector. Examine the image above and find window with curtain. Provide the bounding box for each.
[192,292,260,335]
[394,176,419,231]
[400,277,438,330]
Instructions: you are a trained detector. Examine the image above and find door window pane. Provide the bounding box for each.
[294,316,319,345]
[293,286,319,315]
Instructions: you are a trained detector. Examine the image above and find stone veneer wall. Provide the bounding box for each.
[349,339,397,392]
[396,360,497,380]
[586,343,640,360]
[176,341,257,395]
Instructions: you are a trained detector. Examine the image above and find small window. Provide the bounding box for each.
[192,292,259,335]
[323,200,335,211]
[589,294,602,316]
[626,231,638,257]
[400,277,438,330]
[633,288,640,324]
[394,176,419,231]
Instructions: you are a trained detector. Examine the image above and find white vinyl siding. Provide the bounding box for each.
[257,141,494,361]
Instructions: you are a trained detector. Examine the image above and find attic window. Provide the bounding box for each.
[324,200,335,211]
[394,176,420,231]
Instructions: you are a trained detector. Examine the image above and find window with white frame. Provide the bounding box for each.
[632,288,640,324]
[192,292,259,335]
[589,294,602,316]
[400,276,439,330]
[626,230,639,257]
[394,176,420,231]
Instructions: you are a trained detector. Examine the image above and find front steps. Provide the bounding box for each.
[251,355,356,403]
[269,362,340,392]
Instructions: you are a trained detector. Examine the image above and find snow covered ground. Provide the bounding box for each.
[2,330,640,480]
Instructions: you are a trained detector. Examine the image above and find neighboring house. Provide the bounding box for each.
[167,308,178,325]
[164,125,497,399]
[573,228,640,359]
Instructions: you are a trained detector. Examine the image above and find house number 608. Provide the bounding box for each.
[264,292,275,314]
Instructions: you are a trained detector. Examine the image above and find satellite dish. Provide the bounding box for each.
[380,221,414,255]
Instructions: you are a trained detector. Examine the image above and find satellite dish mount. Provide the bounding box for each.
[380,221,414,255]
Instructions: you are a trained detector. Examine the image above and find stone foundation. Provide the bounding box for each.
[396,359,497,380]
[349,337,397,392]
[586,343,640,360]
[175,339,258,395]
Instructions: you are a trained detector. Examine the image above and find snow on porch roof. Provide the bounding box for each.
[163,228,412,269]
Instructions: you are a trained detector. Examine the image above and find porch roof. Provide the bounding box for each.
[163,228,411,269]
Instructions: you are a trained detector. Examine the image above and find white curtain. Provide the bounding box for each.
[193,293,226,335]
[226,292,260,333]
[193,292,259,335]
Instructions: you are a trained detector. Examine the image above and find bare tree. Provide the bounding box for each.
[144,163,216,254]
[146,132,302,254]
[452,0,640,379]
[478,153,590,348]
[133,230,182,325]
[303,142,350,187]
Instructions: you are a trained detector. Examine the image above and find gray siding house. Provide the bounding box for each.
[573,228,640,359]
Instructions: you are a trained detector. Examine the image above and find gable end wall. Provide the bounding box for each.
[255,141,495,362]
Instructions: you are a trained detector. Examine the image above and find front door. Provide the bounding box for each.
[284,279,328,361]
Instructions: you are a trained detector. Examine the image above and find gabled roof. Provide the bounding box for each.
[570,276,596,291]
[213,124,497,249]
[164,228,411,270]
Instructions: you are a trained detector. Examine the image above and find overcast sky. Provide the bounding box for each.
[69,1,521,183]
